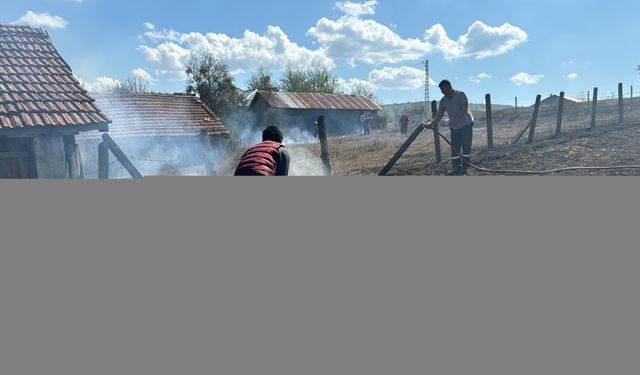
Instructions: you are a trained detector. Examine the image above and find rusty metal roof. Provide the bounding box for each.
[78,93,230,140]
[254,91,382,111]
[0,24,110,133]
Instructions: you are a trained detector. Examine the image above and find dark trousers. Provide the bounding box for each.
[450,123,474,169]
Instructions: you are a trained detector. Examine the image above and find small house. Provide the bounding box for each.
[0,24,110,178]
[77,93,230,177]
[249,91,382,136]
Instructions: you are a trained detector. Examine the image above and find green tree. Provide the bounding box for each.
[185,52,243,115]
[247,66,277,91]
[120,73,150,93]
[349,81,377,102]
[108,73,150,94]
[279,65,309,92]
[279,63,340,93]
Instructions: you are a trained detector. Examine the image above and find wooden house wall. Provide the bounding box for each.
[0,135,80,179]
[0,137,36,179]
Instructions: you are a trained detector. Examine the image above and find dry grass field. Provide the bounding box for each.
[221,97,640,176]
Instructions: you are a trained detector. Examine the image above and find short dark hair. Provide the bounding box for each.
[262,125,284,143]
[438,80,452,88]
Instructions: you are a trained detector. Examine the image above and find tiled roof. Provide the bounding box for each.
[254,91,383,111]
[0,24,110,132]
[78,93,230,140]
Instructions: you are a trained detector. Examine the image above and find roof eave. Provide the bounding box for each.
[0,122,110,138]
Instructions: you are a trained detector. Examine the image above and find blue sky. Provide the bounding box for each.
[3,0,640,105]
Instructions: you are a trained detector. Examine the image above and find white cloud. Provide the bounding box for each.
[337,0,378,18]
[425,21,527,60]
[14,11,68,29]
[307,2,527,64]
[510,72,544,85]
[369,66,424,90]
[76,76,122,93]
[131,68,157,83]
[567,73,578,80]
[138,42,190,80]
[469,72,492,83]
[139,26,334,80]
[308,3,429,64]
[135,1,528,85]
[338,77,376,93]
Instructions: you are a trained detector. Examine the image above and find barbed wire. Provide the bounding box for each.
[82,160,120,177]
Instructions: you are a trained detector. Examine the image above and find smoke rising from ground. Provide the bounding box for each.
[221,109,327,176]
[78,103,338,177]
[78,136,220,178]
[287,146,325,176]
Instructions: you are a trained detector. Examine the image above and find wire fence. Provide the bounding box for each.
[476,82,640,147]
[469,83,640,109]
[380,81,640,164]
[373,81,640,175]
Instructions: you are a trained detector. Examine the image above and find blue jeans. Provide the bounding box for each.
[450,123,474,169]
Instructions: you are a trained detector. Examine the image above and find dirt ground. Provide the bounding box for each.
[221,97,640,176]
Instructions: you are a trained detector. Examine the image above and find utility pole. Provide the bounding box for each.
[425,59,430,108]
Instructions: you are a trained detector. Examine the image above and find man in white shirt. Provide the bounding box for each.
[424,80,475,175]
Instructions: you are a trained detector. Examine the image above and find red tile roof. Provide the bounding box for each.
[78,93,230,140]
[0,24,110,133]
[254,91,383,111]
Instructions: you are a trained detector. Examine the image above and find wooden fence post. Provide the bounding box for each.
[486,94,494,148]
[618,83,624,124]
[379,125,426,176]
[64,136,79,179]
[515,97,518,114]
[514,96,542,144]
[431,100,442,163]
[317,116,332,176]
[527,95,542,144]
[102,134,144,180]
[201,134,216,176]
[98,142,109,179]
[556,91,565,137]
[591,87,598,129]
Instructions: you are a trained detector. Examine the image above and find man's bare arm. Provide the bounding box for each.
[424,111,445,129]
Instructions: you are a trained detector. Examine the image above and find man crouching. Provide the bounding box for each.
[234,125,290,176]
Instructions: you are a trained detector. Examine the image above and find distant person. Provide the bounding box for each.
[313,121,319,140]
[399,113,410,135]
[234,125,290,176]
[423,80,475,175]
[363,116,372,135]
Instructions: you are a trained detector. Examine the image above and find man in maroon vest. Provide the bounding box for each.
[234,125,290,176]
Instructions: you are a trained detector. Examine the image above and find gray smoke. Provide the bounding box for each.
[77,104,341,177]
[78,136,220,178]
[287,146,325,176]
[221,109,326,176]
